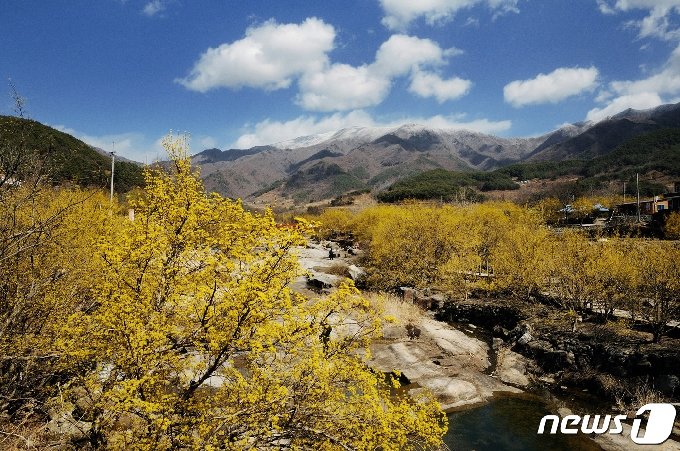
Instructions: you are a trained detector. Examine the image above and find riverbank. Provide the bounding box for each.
[436,297,680,450]
[293,241,528,411]
[294,241,680,450]
[370,312,524,410]
[436,297,680,403]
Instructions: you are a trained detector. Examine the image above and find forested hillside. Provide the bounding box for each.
[499,128,680,189]
[378,128,680,203]
[377,168,519,203]
[0,115,144,191]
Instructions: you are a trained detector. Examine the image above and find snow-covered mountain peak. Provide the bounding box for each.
[272,125,392,150]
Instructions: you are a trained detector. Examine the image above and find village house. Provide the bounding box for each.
[614,182,680,217]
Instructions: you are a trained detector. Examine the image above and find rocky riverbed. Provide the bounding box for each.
[370,317,524,410]
[295,240,680,450]
[294,241,530,411]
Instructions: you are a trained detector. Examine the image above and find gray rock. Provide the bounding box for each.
[526,339,552,354]
[347,264,365,281]
[497,350,531,387]
[47,403,91,441]
[305,273,340,291]
[557,407,573,417]
[518,332,533,345]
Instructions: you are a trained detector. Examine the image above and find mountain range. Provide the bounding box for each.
[4,102,680,205]
[192,102,680,204]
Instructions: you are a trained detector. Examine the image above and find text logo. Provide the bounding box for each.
[537,403,677,445]
[630,403,676,445]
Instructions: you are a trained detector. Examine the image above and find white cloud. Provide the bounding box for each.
[597,1,680,41]
[177,18,335,92]
[233,111,378,148]
[599,1,680,13]
[379,0,519,30]
[503,67,599,107]
[411,115,511,133]
[409,70,472,102]
[596,0,617,14]
[609,44,680,95]
[297,64,391,111]
[372,34,451,76]
[232,110,511,148]
[198,136,218,149]
[179,20,468,111]
[586,92,663,121]
[297,34,465,111]
[587,42,680,121]
[463,17,480,27]
[142,0,165,17]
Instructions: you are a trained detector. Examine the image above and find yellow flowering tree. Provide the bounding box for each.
[550,230,599,312]
[638,241,680,342]
[483,204,552,298]
[588,239,638,320]
[666,211,680,239]
[360,205,470,290]
[59,135,446,450]
[0,185,113,417]
[315,208,355,240]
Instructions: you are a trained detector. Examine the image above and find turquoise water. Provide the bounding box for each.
[443,397,603,451]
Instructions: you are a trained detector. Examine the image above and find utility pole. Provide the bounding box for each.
[623,181,626,203]
[110,141,116,204]
[636,172,641,222]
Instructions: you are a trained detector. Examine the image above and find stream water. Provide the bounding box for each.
[443,395,604,451]
[441,322,605,450]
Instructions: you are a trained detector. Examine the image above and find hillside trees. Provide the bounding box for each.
[376,169,518,203]
[0,113,145,190]
[58,135,446,449]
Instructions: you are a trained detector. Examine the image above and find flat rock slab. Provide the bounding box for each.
[496,349,531,387]
[410,378,483,409]
[370,317,521,410]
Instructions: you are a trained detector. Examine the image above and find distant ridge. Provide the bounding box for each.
[5,101,676,204]
[189,102,680,203]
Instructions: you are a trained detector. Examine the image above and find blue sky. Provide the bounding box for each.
[2,0,680,161]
